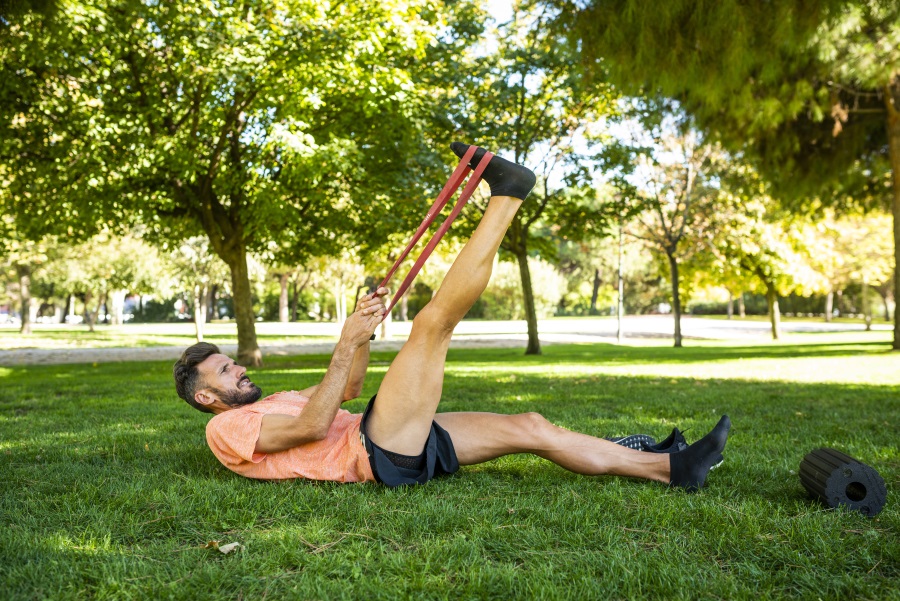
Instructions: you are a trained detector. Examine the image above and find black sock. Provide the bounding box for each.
[669,415,731,492]
[450,142,536,201]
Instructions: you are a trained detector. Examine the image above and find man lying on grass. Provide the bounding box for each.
[173,143,731,490]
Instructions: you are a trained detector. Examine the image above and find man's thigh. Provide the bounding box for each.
[366,324,452,455]
[434,412,541,465]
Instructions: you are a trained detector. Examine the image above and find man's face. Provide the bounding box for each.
[196,353,263,409]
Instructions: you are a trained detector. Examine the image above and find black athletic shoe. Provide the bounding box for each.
[669,415,731,492]
[641,428,689,454]
[605,434,657,451]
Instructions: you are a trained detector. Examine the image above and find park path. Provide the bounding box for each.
[0,315,888,367]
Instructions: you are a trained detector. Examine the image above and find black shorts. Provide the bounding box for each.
[360,394,460,487]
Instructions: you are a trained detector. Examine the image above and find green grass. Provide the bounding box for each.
[1,338,898,599]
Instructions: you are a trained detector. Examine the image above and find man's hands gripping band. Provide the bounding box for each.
[341,287,390,345]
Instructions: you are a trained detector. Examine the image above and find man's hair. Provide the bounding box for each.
[173,342,220,414]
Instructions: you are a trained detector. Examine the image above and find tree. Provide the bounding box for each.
[712,174,827,339]
[606,105,723,347]
[448,2,615,354]
[164,237,229,341]
[45,233,163,331]
[1,0,475,365]
[0,0,57,19]
[560,0,900,347]
[0,227,47,334]
[829,211,894,323]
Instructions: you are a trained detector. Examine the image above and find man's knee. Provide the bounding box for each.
[514,412,554,439]
[411,305,455,340]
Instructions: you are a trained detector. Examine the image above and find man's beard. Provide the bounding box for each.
[214,377,262,408]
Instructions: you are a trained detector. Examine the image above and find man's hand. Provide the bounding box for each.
[355,286,389,318]
[340,287,389,348]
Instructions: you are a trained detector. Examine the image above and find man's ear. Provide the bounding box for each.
[195,389,218,408]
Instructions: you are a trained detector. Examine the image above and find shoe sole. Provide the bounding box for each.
[606,434,657,450]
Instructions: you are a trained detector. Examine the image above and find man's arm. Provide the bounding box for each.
[254,301,385,454]
[343,287,387,401]
[343,343,369,401]
[296,288,387,402]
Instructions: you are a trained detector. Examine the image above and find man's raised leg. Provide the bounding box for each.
[366,195,522,455]
[365,145,536,456]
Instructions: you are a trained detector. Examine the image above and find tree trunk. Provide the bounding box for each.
[279,273,290,323]
[515,251,542,355]
[590,268,601,315]
[727,291,734,320]
[738,294,746,318]
[884,78,900,350]
[207,285,217,323]
[290,271,311,322]
[16,264,32,335]
[616,225,624,343]
[862,280,872,331]
[85,291,105,333]
[825,290,834,323]
[668,253,683,348]
[193,284,206,342]
[224,249,262,366]
[63,294,72,323]
[84,291,94,332]
[765,285,781,340]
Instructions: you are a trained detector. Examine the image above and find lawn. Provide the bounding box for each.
[1,339,898,599]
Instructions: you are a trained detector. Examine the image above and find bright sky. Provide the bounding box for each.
[487,0,513,23]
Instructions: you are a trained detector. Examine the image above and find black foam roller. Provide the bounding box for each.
[799,448,887,517]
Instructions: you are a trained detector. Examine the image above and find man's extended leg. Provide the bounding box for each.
[366,193,523,455]
[433,412,730,490]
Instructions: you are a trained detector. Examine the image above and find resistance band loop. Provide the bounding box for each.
[379,148,494,313]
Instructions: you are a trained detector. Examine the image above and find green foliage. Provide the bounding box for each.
[47,232,164,300]
[2,0,467,249]
[0,0,489,360]
[563,0,897,208]
[708,166,829,300]
[478,257,566,319]
[440,2,617,352]
[450,2,615,251]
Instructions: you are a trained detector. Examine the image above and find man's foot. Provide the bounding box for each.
[605,433,657,450]
[669,415,731,492]
[642,427,689,454]
[450,142,536,201]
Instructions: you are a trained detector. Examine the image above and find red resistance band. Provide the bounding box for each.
[378,147,494,314]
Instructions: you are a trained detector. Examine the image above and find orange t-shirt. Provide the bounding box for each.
[205,390,375,483]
